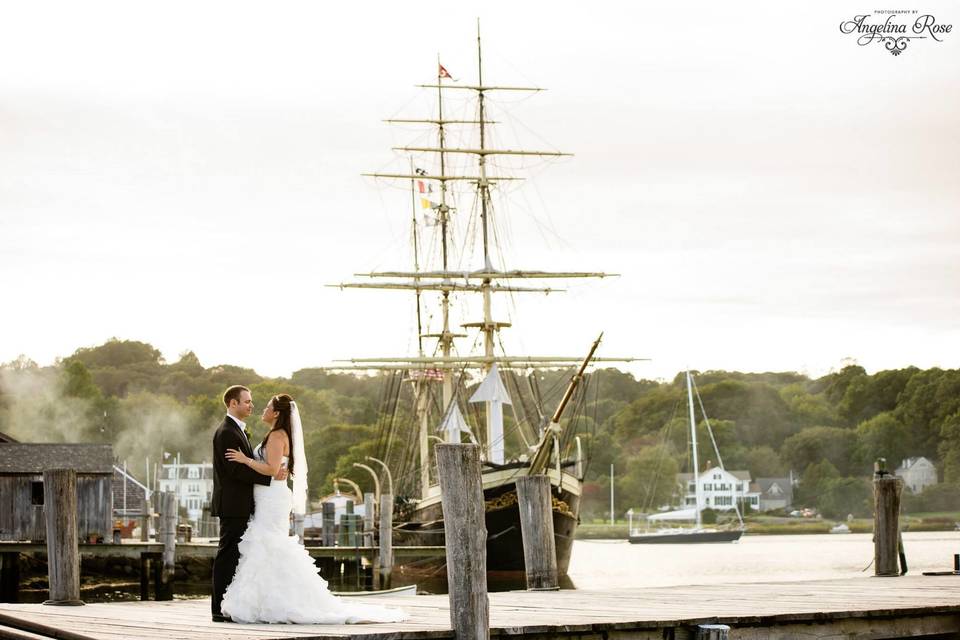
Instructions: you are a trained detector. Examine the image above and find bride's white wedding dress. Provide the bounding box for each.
[221,445,406,624]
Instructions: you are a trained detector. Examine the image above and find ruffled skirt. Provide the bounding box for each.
[221,480,406,624]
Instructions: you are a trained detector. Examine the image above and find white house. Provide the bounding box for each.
[754,476,794,512]
[677,467,761,511]
[158,462,214,524]
[895,457,937,493]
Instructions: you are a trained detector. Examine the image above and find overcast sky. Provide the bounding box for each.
[2,1,957,382]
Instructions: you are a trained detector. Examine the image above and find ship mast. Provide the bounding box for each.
[333,30,640,485]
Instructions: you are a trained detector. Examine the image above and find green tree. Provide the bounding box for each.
[616,445,680,512]
[781,426,859,476]
[797,459,840,506]
[819,477,872,519]
[855,412,911,470]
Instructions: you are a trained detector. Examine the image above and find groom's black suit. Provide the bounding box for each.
[211,415,271,618]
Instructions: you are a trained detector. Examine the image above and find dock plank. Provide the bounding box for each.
[0,576,958,639]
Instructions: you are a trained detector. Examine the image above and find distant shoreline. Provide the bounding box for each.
[575,517,958,539]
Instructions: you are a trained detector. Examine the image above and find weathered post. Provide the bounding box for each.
[378,493,393,589]
[516,475,559,590]
[322,501,336,547]
[436,443,489,640]
[139,497,150,542]
[157,491,177,600]
[363,493,376,547]
[293,513,305,544]
[873,458,903,577]
[42,469,83,606]
[0,553,20,603]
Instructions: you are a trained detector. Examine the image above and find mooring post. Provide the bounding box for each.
[873,458,903,577]
[157,491,176,600]
[139,497,149,542]
[293,513,305,544]
[436,443,489,640]
[516,475,559,590]
[363,493,376,547]
[379,492,393,589]
[42,469,83,606]
[0,552,20,603]
[322,501,336,547]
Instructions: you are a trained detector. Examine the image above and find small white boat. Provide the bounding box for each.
[333,584,417,597]
[829,523,851,534]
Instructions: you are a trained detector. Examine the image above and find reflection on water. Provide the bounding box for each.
[18,532,959,602]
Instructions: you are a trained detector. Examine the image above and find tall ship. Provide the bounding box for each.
[330,27,636,575]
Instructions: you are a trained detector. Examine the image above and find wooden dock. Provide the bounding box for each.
[1,575,958,639]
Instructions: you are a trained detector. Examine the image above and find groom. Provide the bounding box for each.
[211,385,284,622]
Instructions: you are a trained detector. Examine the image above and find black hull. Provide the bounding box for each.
[394,474,581,575]
[628,530,743,544]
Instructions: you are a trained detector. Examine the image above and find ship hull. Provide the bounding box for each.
[394,466,581,575]
[628,529,743,544]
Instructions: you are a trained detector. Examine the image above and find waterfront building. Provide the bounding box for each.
[895,456,938,493]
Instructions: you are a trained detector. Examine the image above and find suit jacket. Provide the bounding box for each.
[211,415,272,518]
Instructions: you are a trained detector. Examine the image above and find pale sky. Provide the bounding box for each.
[2,1,958,382]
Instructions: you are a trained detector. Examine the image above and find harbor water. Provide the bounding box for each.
[567,531,959,589]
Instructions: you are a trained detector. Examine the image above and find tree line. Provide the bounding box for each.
[1,339,957,519]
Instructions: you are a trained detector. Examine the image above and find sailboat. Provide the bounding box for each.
[329,27,637,574]
[628,371,744,544]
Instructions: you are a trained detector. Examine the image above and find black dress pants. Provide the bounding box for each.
[211,516,249,616]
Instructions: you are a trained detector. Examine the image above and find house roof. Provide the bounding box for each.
[678,468,752,482]
[754,477,794,500]
[896,456,934,472]
[112,466,149,506]
[0,444,114,474]
[0,431,19,443]
[160,463,214,480]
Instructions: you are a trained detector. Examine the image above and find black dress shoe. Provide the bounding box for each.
[211,614,235,623]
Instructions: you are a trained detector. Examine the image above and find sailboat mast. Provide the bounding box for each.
[409,157,424,356]
[436,55,455,425]
[476,21,497,462]
[686,371,702,529]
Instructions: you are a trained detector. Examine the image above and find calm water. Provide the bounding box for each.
[566,531,960,590]
[19,531,960,602]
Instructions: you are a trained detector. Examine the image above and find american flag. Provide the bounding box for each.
[409,368,444,380]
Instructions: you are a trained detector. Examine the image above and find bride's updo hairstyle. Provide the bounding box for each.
[261,393,296,475]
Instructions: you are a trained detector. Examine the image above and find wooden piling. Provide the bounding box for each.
[363,493,375,547]
[874,460,903,577]
[378,493,393,589]
[42,469,83,606]
[139,498,149,542]
[516,475,559,590]
[0,553,19,603]
[322,502,336,547]
[157,492,176,600]
[436,443,489,640]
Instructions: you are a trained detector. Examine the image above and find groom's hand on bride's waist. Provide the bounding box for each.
[274,468,288,481]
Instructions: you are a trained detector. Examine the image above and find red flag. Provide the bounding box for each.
[417,180,425,194]
[438,64,452,79]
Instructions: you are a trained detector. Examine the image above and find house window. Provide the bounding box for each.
[31,481,44,505]
[168,468,176,479]
[750,496,759,505]
[188,467,199,479]
[688,483,695,492]
[704,483,712,491]
[714,473,720,479]
[736,483,743,491]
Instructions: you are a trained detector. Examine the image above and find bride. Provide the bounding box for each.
[221,393,406,624]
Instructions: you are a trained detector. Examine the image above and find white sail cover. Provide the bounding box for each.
[468,364,513,404]
[469,364,512,464]
[647,507,698,521]
[437,402,471,442]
